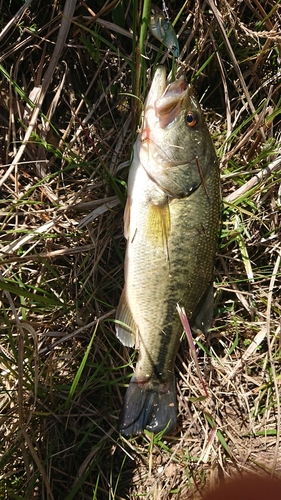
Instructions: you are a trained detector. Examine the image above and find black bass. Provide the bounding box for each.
[116,66,220,436]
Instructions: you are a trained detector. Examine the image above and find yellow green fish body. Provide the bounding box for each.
[116,66,220,436]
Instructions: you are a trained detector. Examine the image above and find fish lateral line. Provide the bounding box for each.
[167,144,185,150]
[130,227,137,243]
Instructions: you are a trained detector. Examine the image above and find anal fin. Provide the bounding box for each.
[115,288,137,348]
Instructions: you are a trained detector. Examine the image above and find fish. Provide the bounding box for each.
[149,4,180,58]
[116,66,220,436]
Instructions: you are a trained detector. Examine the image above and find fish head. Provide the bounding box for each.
[139,66,217,198]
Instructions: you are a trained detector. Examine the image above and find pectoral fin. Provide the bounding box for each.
[146,202,170,260]
[115,288,137,347]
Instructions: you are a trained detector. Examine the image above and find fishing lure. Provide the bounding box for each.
[149,3,180,58]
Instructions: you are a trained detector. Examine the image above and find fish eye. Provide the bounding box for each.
[186,111,197,127]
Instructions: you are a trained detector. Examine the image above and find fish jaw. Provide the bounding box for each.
[141,67,187,142]
[141,65,167,142]
[141,68,188,142]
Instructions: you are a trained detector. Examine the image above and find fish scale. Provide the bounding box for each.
[116,66,220,436]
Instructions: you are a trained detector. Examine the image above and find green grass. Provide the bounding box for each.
[0,0,281,498]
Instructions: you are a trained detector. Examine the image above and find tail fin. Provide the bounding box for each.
[119,376,177,436]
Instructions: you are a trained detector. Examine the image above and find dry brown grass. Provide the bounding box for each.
[0,0,280,499]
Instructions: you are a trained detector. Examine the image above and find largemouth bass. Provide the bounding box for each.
[116,66,220,436]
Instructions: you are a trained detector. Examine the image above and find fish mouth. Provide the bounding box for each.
[144,66,168,109]
[143,66,189,134]
[155,71,188,128]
